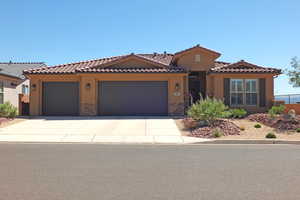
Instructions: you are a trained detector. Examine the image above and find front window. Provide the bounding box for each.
[230,79,258,106]
[0,82,3,104]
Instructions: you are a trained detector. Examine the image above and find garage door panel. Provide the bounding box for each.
[99,81,168,116]
[43,82,79,116]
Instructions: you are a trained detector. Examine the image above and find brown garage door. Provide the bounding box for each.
[98,81,168,116]
[42,82,79,116]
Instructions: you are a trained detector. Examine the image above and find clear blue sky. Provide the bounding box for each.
[1,0,299,95]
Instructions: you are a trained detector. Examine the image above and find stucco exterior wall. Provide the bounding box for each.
[209,73,275,112]
[27,73,187,116]
[0,75,29,109]
[175,48,218,71]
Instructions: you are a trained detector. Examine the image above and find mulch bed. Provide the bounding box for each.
[189,119,240,138]
[247,113,300,131]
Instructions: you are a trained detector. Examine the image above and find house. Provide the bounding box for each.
[0,62,46,114]
[23,45,281,116]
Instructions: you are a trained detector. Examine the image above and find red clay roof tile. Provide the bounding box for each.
[23,51,280,75]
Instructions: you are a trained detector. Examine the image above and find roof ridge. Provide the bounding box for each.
[0,62,45,64]
[50,55,126,68]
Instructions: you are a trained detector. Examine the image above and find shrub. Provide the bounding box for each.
[187,98,227,125]
[254,123,262,128]
[239,126,245,131]
[296,128,300,133]
[220,110,232,118]
[0,102,18,118]
[265,132,276,139]
[229,108,247,118]
[212,128,223,138]
[268,105,285,118]
[287,109,296,120]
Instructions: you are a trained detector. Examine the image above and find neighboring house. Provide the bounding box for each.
[0,62,46,114]
[24,45,281,116]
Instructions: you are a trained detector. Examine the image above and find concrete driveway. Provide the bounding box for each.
[0,117,208,143]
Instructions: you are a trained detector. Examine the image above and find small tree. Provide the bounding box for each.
[287,57,300,87]
[187,98,227,125]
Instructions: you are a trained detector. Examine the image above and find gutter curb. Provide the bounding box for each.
[196,139,300,145]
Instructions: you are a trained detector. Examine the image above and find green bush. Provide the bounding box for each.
[265,132,276,139]
[229,108,247,118]
[254,123,262,128]
[268,105,285,117]
[0,102,18,118]
[212,128,223,138]
[187,98,227,125]
[220,110,232,118]
[296,128,300,133]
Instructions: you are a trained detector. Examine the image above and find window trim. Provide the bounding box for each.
[230,79,259,106]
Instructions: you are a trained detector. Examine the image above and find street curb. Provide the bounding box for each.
[197,139,300,145]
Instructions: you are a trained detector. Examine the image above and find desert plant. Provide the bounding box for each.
[0,102,18,118]
[229,108,247,118]
[220,110,232,118]
[265,132,277,139]
[268,105,285,118]
[187,98,227,125]
[296,128,300,133]
[254,123,262,128]
[239,126,245,131]
[212,128,223,138]
[287,109,296,120]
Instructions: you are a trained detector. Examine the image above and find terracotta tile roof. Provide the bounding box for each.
[24,54,186,74]
[77,66,185,73]
[210,60,281,74]
[173,44,221,57]
[23,51,280,75]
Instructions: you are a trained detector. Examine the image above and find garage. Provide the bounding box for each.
[42,82,79,115]
[98,81,168,116]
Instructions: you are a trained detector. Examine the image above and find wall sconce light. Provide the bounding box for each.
[85,83,91,89]
[175,83,180,91]
[31,84,37,90]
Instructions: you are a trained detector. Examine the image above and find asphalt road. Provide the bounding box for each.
[0,144,300,200]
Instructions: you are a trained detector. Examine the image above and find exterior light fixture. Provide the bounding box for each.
[85,83,91,89]
[31,84,37,90]
[175,83,180,91]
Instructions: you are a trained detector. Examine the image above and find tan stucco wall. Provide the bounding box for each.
[175,48,218,71]
[208,73,275,112]
[0,75,29,109]
[27,73,187,116]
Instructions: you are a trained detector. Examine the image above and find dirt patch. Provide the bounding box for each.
[176,116,300,141]
[0,118,27,128]
[220,119,300,141]
[247,113,300,131]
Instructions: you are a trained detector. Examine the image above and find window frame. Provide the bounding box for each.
[229,79,259,106]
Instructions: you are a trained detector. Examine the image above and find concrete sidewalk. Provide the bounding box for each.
[0,134,210,144]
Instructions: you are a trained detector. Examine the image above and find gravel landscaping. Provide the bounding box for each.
[0,118,26,128]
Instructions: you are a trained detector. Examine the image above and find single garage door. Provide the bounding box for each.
[99,81,168,116]
[42,82,79,115]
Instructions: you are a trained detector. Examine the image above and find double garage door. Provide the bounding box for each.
[42,81,168,116]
